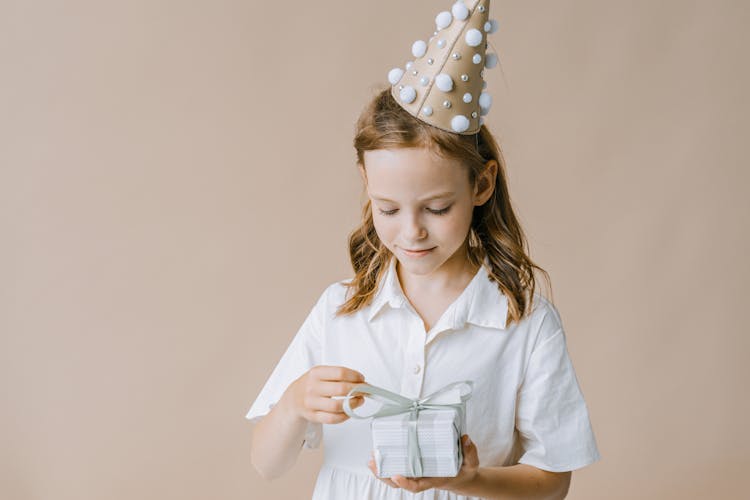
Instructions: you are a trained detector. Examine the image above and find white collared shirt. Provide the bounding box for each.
[246,256,601,499]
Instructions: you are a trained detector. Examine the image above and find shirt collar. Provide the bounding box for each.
[366,255,508,331]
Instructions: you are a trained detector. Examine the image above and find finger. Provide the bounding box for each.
[329,396,365,415]
[306,394,364,414]
[381,477,400,488]
[353,395,365,407]
[309,410,349,425]
[316,381,367,398]
[304,393,340,413]
[341,396,366,411]
[326,395,366,413]
[368,457,400,488]
[461,434,480,467]
[391,475,422,492]
[314,365,365,383]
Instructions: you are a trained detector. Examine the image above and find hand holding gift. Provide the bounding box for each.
[343,381,475,483]
[368,434,480,494]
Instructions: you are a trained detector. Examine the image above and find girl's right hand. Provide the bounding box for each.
[286,365,367,425]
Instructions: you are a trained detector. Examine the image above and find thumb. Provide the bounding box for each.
[462,435,479,467]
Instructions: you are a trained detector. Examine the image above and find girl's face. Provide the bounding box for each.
[360,147,495,278]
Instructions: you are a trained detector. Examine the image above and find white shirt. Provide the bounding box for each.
[245,256,601,499]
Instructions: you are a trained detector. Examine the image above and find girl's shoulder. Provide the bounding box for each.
[522,292,565,344]
[311,277,356,315]
[320,278,352,305]
[528,292,562,324]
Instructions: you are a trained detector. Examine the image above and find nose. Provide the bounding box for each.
[403,211,428,242]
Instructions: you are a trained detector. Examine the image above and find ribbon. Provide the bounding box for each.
[342,381,473,477]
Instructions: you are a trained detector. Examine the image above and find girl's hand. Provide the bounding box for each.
[286,365,366,424]
[367,434,480,494]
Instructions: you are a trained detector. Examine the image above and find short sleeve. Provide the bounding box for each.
[244,287,329,449]
[515,328,601,472]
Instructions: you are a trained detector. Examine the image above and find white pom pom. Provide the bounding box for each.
[400,86,417,104]
[485,53,498,69]
[472,53,482,65]
[405,61,414,71]
[465,28,483,47]
[437,38,447,49]
[422,105,433,117]
[479,92,492,109]
[451,2,469,20]
[412,40,427,58]
[479,116,485,126]
[463,93,473,103]
[435,73,454,92]
[484,19,499,34]
[436,11,453,30]
[451,115,470,133]
[479,92,492,115]
[388,68,405,85]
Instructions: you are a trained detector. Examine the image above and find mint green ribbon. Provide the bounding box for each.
[342,381,473,477]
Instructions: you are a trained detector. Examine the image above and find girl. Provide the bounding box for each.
[246,2,600,498]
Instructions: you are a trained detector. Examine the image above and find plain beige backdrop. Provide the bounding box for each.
[2,1,748,498]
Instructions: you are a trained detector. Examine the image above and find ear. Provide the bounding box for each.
[473,159,498,206]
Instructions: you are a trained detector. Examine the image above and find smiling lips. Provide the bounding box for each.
[402,247,435,256]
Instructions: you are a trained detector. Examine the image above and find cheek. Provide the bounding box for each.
[371,214,396,241]
[440,217,468,238]
[440,209,473,240]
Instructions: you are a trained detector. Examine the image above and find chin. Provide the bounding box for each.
[394,252,447,274]
[397,261,433,276]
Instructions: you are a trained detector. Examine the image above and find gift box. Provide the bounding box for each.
[343,381,473,478]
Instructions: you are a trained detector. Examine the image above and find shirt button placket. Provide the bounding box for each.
[401,317,427,398]
[413,318,427,397]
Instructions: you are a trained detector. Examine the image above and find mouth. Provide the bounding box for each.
[401,247,436,257]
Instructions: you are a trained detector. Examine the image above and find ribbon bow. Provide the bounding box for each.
[342,381,473,477]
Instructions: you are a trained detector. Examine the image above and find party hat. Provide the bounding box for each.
[386,0,499,135]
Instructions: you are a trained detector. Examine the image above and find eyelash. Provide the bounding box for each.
[378,206,452,216]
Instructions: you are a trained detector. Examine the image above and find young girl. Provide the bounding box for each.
[246,1,600,498]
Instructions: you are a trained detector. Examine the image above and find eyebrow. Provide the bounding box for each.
[371,191,455,203]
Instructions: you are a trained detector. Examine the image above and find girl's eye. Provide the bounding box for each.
[377,205,452,216]
[428,205,452,215]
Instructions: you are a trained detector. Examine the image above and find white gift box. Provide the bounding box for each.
[371,407,465,478]
[342,381,473,479]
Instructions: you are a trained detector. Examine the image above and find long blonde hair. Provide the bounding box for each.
[336,87,552,326]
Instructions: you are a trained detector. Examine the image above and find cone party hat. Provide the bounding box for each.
[386,0,499,135]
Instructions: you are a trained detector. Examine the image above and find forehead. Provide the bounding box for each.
[362,148,469,199]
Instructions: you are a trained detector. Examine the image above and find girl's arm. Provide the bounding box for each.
[250,388,309,480]
[250,366,365,480]
[373,436,572,499]
[452,464,571,500]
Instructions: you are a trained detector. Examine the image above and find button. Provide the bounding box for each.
[413,364,421,374]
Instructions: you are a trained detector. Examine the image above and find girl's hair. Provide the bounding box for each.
[335,86,552,326]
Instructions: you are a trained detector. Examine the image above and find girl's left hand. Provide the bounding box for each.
[367,434,479,494]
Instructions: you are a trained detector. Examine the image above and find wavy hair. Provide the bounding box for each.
[335,86,552,326]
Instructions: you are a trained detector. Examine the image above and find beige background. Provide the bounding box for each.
[1,0,748,498]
